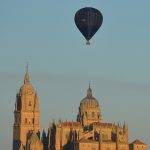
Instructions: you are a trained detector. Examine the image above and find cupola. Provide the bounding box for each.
[77,85,102,126]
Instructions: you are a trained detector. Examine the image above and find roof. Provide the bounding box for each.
[130,139,146,145]
[79,138,114,144]
[27,133,40,144]
[79,138,98,143]
[80,86,99,107]
[60,121,82,127]
[93,122,116,127]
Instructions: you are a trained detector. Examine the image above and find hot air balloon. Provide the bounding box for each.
[74,7,103,45]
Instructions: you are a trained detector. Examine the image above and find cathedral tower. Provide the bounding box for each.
[13,66,40,149]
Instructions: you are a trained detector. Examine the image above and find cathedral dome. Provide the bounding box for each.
[77,85,102,126]
[80,85,99,109]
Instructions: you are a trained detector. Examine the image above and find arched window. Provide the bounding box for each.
[85,112,88,118]
[32,118,34,124]
[29,101,31,106]
[92,112,95,118]
[25,118,27,124]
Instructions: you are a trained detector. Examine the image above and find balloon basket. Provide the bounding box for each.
[86,41,90,45]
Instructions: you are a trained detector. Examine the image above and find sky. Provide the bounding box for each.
[0,0,150,149]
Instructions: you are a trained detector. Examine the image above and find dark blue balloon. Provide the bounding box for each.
[75,7,103,44]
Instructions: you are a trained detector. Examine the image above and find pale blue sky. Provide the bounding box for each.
[0,0,150,149]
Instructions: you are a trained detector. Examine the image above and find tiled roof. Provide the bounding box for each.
[131,139,146,145]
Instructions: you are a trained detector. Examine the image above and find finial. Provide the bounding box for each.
[24,63,30,84]
[58,118,62,124]
[87,83,92,98]
[118,122,120,127]
[123,121,128,130]
[89,82,91,89]
[123,121,125,126]
[26,62,29,74]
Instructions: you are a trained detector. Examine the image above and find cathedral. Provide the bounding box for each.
[13,68,147,150]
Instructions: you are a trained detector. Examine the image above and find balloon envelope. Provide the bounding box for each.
[74,7,103,44]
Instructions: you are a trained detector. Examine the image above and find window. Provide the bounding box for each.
[85,112,88,118]
[29,101,31,106]
[32,118,34,124]
[25,118,27,124]
[92,112,95,118]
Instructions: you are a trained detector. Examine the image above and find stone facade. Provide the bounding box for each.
[13,69,147,150]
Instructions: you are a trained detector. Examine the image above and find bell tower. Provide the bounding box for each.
[13,66,40,150]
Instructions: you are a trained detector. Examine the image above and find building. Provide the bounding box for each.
[13,67,43,150]
[129,140,147,150]
[13,68,147,150]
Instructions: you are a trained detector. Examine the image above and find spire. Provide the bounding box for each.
[87,83,92,98]
[123,121,128,130]
[24,63,30,84]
